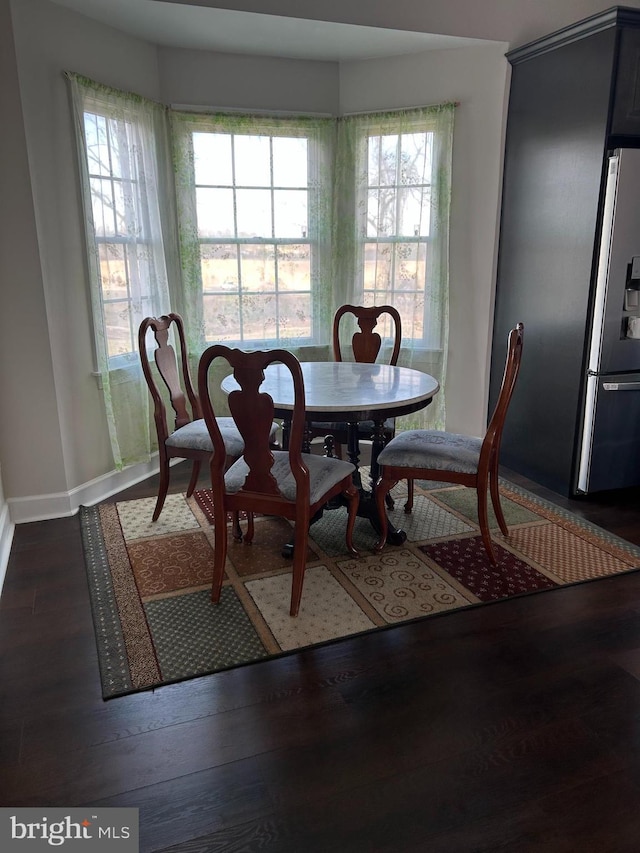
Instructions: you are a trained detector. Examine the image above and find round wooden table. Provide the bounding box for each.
[222,361,440,545]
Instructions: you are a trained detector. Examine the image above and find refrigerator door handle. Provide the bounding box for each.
[587,154,620,373]
[577,375,599,493]
[602,380,640,390]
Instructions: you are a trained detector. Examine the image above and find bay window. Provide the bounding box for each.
[69,71,454,466]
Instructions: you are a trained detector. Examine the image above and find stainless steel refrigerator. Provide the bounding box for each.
[577,147,640,493]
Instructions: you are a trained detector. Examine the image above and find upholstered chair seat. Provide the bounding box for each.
[166,417,278,458]
[225,450,355,503]
[377,430,483,475]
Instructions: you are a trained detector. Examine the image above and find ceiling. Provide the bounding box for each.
[49,0,485,62]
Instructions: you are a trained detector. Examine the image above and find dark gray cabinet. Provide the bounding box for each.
[489,6,640,496]
[612,25,640,135]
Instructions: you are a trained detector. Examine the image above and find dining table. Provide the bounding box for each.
[221,360,439,547]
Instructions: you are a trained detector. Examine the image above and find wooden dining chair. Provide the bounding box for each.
[198,346,360,617]
[308,303,402,452]
[139,313,278,522]
[374,322,525,565]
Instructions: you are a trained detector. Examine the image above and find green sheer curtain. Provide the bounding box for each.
[67,73,175,468]
[170,111,339,413]
[170,112,337,343]
[334,104,455,429]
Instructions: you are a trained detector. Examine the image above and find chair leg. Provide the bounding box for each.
[186,460,201,497]
[477,484,498,565]
[152,451,171,522]
[231,512,243,541]
[489,456,509,536]
[244,512,255,544]
[211,501,228,604]
[290,512,311,617]
[404,478,414,514]
[343,482,360,558]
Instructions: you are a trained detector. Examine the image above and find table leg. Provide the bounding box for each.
[346,421,363,491]
[281,418,291,451]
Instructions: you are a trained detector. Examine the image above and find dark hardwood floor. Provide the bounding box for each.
[3,462,640,851]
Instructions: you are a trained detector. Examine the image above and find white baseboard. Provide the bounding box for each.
[6,456,164,525]
[0,500,15,595]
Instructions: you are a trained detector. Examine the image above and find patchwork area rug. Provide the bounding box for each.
[80,477,640,698]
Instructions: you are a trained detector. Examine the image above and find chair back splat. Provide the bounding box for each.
[333,304,402,366]
[198,346,360,616]
[374,322,524,565]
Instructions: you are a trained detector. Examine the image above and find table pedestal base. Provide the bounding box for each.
[355,490,407,545]
[281,418,409,558]
[281,489,406,558]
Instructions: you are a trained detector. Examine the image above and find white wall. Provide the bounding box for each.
[0,0,66,505]
[164,0,640,50]
[159,47,339,114]
[5,0,163,518]
[340,43,510,435]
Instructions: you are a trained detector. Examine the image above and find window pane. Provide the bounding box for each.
[84,113,111,177]
[400,132,431,185]
[203,293,241,341]
[363,242,393,293]
[363,242,427,299]
[193,132,233,185]
[367,187,397,237]
[197,188,235,237]
[393,291,425,339]
[107,118,127,180]
[236,188,272,237]
[99,243,128,300]
[201,244,238,291]
[112,180,130,236]
[278,293,311,337]
[368,134,399,187]
[398,186,431,237]
[240,244,276,293]
[90,178,116,236]
[277,244,310,292]
[234,135,271,187]
[241,293,278,340]
[396,242,427,291]
[273,137,308,187]
[103,301,133,358]
[273,189,307,238]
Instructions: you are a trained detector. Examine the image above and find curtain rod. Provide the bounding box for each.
[171,102,458,118]
[170,103,333,117]
[342,100,459,116]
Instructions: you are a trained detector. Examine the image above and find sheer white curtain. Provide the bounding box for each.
[333,104,455,429]
[67,73,175,468]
